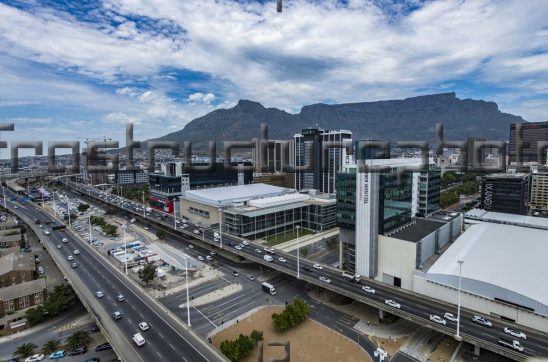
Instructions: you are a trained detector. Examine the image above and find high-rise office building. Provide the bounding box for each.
[294,128,352,194]
[528,168,548,214]
[480,173,530,215]
[509,121,548,164]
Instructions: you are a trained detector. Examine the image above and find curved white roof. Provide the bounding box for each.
[248,193,310,208]
[427,222,548,315]
[183,183,288,207]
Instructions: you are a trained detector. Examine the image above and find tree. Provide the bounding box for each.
[299,247,309,258]
[25,305,45,326]
[41,339,61,354]
[156,229,166,239]
[13,343,38,359]
[138,262,156,285]
[272,298,309,332]
[66,330,91,350]
[77,203,90,212]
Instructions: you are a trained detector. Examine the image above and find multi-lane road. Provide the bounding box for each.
[64,179,548,360]
[2,187,226,362]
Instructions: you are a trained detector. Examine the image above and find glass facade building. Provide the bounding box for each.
[481,173,530,215]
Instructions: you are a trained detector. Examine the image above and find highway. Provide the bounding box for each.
[64,179,548,360]
[2,187,226,362]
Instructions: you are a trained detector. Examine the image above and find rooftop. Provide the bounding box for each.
[183,183,289,207]
[465,208,548,230]
[426,222,548,314]
[386,218,446,242]
[0,252,35,275]
[0,278,46,301]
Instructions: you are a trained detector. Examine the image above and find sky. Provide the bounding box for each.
[0,0,547,152]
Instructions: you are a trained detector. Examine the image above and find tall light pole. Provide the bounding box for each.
[67,201,71,227]
[455,259,464,341]
[142,190,146,218]
[296,225,301,279]
[2,186,6,209]
[183,254,191,327]
[218,207,223,249]
[123,224,128,275]
[88,213,92,244]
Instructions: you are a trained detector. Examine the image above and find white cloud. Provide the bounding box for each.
[187,92,215,104]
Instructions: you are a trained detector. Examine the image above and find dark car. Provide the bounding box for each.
[68,346,87,356]
[89,325,100,332]
[94,343,112,352]
[302,266,312,272]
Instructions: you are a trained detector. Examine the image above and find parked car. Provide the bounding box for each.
[504,327,527,340]
[384,299,401,309]
[24,354,45,362]
[94,343,112,352]
[206,255,213,261]
[67,255,73,261]
[73,249,80,255]
[429,315,447,325]
[472,315,492,328]
[56,244,61,249]
[62,238,68,243]
[68,346,87,356]
[197,256,204,261]
[47,351,65,359]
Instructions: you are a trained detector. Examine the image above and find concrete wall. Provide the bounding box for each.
[179,199,220,227]
[413,273,548,333]
[376,235,417,290]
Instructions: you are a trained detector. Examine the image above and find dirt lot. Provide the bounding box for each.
[212,306,372,362]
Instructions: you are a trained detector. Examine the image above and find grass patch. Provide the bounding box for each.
[265,228,313,246]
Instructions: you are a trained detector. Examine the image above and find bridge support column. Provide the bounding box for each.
[474,344,480,356]
[378,309,385,320]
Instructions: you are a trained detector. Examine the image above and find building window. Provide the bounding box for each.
[189,206,210,218]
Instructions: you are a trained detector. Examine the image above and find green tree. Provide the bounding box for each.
[220,339,241,362]
[66,330,92,350]
[13,342,38,359]
[272,298,309,332]
[41,339,61,354]
[77,203,90,212]
[25,306,45,326]
[138,262,156,285]
[156,229,166,239]
[250,330,263,343]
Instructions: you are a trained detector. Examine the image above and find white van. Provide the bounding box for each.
[132,333,146,347]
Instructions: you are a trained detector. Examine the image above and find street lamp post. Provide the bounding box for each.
[67,202,71,227]
[123,224,128,275]
[88,213,93,244]
[296,225,301,279]
[455,259,464,340]
[142,191,146,218]
[218,207,223,249]
[2,186,6,209]
[183,254,191,327]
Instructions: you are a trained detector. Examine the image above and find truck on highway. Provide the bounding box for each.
[262,282,277,296]
[341,272,361,283]
[498,338,524,352]
[264,254,274,262]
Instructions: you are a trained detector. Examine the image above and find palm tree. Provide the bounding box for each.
[41,339,61,354]
[66,330,92,350]
[13,342,38,359]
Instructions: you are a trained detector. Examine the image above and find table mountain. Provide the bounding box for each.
[152,92,523,148]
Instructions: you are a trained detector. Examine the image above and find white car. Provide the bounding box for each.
[206,255,213,261]
[95,291,104,298]
[62,238,68,243]
[73,250,80,255]
[56,244,62,249]
[210,251,217,256]
[132,332,146,347]
[139,322,149,331]
[312,263,323,270]
[197,256,204,261]
[67,255,74,261]
[25,354,45,362]
[471,315,492,328]
[242,240,249,246]
[193,229,200,235]
[278,257,287,263]
[429,315,447,325]
[318,276,331,283]
[443,312,458,322]
[254,248,262,254]
[385,299,401,309]
[188,244,194,249]
[361,285,376,294]
[504,327,527,340]
[235,245,243,250]
[37,267,44,274]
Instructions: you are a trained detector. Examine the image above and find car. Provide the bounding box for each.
[112,311,122,320]
[235,245,243,250]
[56,244,61,249]
[197,256,204,261]
[25,354,45,362]
[133,332,146,347]
[429,315,447,325]
[47,351,65,359]
[35,257,40,263]
[385,299,401,309]
[37,267,44,274]
[73,249,80,255]
[68,346,87,356]
[67,255,74,261]
[94,343,112,352]
[188,244,194,249]
[193,229,200,235]
[318,276,331,283]
[210,251,217,256]
[361,285,376,294]
[471,315,492,328]
[206,255,213,261]
[71,262,79,268]
[213,237,219,242]
[254,248,262,254]
[83,359,99,362]
[313,263,323,270]
[44,230,50,235]
[278,257,287,263]
[144,226,149,230]
[116,294,125,302]
[232,271,239,276]
[504,327,527,340]
[90,325,100,333]
[443,312,458,322]
[139,322,149,331]
[302,266,312,272]
[62,238,68,243]
[247,274,255,281]
[242,240,249,246]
